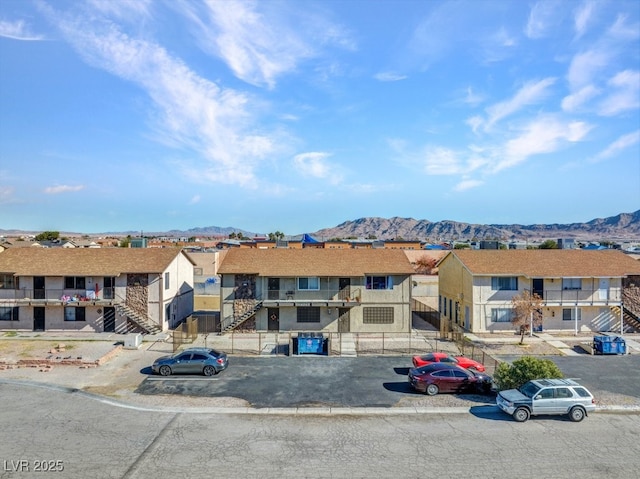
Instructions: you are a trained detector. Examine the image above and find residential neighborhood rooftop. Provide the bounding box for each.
[217,248,415,276]
[0,247,192,276]
[447,249,640,277]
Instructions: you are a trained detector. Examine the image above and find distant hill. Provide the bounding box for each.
[1,211,638,241]
[310,210,640,241]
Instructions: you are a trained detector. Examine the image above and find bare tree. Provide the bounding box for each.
[414,255,438,274]
[511,290,543,344]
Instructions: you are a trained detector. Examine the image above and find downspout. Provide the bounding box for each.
[158,273,164,330]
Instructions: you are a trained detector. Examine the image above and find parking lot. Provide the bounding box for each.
[134,354,640,409]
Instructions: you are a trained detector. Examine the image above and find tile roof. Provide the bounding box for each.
[448,249,640,277]
[218,248,415,276]
[0,248,190,276]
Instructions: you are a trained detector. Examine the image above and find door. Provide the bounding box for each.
[33,277,45,300]
[598,278,610,301]
[432,370,456,393]
[532,278,544,299]
[338,308,350,332]
[268,278,280,300]
[33,307,45,331]
[464,306,470,330]
[186,352,208,374]
[339,278,351,300]
[103,277,115,300]
[103,307,116,332]
[531,387,556,415]
[267,308,280,331]
[171,352,193,374]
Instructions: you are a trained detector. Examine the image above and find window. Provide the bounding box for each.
[491,308,513,323]
[491,277,518,291]
[562,308,581,321]
[562,278,581,290]
[573,387,591,398]
[537,388,554,399]
[296,307,320,323]
[556,387,573,398]
[0,274,16,290]
[64,277,86,289]
[194,268,203,276]
[64,307,86,321]
[363,307,394,324]
[366,276,392,290]
[0,307,18,321]
[297,277,320,291]
[443,297,447,316]
[432,370,452,377]
[165,272,170,290]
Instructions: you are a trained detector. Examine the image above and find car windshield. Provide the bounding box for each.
[518,381,541,398]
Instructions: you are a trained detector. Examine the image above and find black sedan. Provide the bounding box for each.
[408,363,492,396]
[152,347,228,376]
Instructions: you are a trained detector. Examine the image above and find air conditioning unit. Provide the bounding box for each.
[124,333,142,350]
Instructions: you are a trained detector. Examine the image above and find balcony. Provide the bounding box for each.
[0,288,117,306]
[260,288,362,307]
[542,289,621,305]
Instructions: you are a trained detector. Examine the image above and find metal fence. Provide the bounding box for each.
[172,316,199,352]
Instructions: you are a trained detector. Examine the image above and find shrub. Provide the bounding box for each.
[494,356,563,391]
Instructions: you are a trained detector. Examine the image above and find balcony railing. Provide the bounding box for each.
[258,288,362,304]
[0,288,116,304]
[542,289,621,304]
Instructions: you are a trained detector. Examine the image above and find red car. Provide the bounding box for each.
[411,352,486,372]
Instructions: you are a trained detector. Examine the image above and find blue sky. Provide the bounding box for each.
[1,0,639,235]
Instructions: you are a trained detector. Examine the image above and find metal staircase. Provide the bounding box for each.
[610,305,640,333]
[222,300,263,333]
[115,303,162,334]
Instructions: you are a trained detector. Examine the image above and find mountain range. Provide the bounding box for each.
[1,210,638,241]
[310,210,640,241]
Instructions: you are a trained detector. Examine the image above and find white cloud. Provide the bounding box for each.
[189,195,201,205]
[525,0,562,39]
[463,88,484,107]
[178,1,354,88]
[484,78,556,130]
[598,70,640,116]
[466,115,483,134]
[0,19,43,41]
[561,84,600,112]
[0,186,15,204]
[86,0,152,20]
[44,185,85,194]
[592,130,640,162]
[608,13,640,40]
[573,1,595,39]
[566,49,610,90]
[498,116,592,172]
[454,179,483,192]
[374,72,407,82]
[422,147,463,175]
[42,4,282,188]
[293,152,343,184]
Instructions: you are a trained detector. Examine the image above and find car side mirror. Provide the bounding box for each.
[535,395,541,400]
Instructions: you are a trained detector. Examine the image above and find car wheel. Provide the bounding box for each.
[159,365,172,376]
[513,407,530,422]
[203,365,217,376]
[569,406,586,422]
[426,384,439,396]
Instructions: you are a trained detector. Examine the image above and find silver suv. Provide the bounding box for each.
[497,378,596,422]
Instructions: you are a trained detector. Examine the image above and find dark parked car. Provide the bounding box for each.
[408,363,493,396]
[152,347,228,376]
